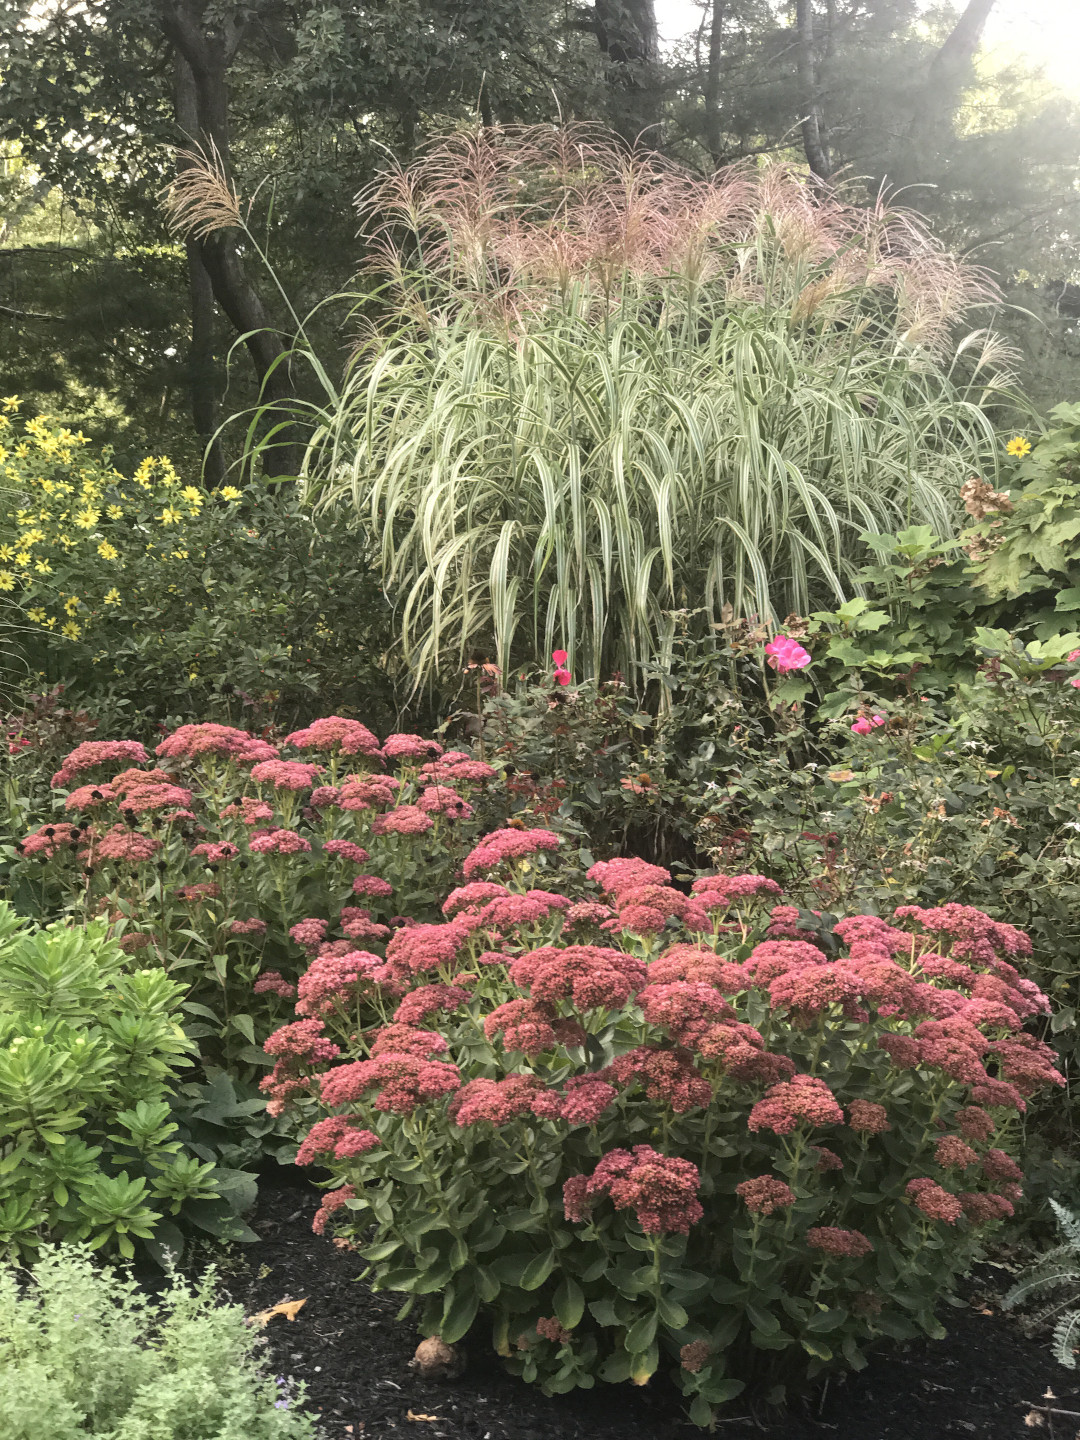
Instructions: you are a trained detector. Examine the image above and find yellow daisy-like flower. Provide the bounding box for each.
[14,552,29,568]
[0,571,14,591]
[61,620,81,640]
[103,587,121,606]
[171,549,189,560]
[21,528,44,547]
[1,396,19,412]
[34,559,52,575]
[74,507,100,530]
[63,595,80,616]
[181,485,204,507]
[44,616,56,629]
[27,607,47,623]
[13,443,29,458]
[158,506,182,526]
[40,479,56,495]
[134,458,155,487]
[0,446,7,464]
[0,545,11,560]
[1005,436,1032,458]
[219,486,243,501]
[106,504,124,519]
[97,541,119,561]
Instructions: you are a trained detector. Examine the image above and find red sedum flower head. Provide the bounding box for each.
[449,1074,562,1126]
[295,1116,380,1166]
[156,723,278,764]
[284,716,382,757]
[249,828,312,856]
[382,733,444,763]
[736,1175,797,1215]
[567,1145,704,1235]
[906,1178,963,1223]
[250,759,324,791]
[510,944,647,1011]
[372,804,434,837]
[748,1074,844,1135]
[847,1099,890,1134]
[935,1135,979,1169]
[320,1052,461,1114]
[463,827,561,879]
[606,1045,711,1113]
[51,739,149,788]
[807,1226,873,1258]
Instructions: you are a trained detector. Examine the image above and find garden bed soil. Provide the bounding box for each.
[218,1174,1069,1440]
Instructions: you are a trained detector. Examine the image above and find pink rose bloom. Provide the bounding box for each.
[553,668,571,686]
[1071,676,1080,690]
[1067,649,1080,662]
[764,635,811,673]
[851,714,886,734]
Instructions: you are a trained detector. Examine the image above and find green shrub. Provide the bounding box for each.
[0,905,249,1259]
[271,834,1060,1424]
[0,1244,318,1439]
[962,406,1080,637]
[0,403,396,729]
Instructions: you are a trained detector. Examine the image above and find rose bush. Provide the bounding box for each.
[265,834,1062,1424]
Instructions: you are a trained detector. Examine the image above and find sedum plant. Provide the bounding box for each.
[0,905,242,1259]
[264,831,1062,1425]
[301,124,1013,688]
[0,1244,317,1439]
[1004,1199,1080,1367]
[2,719,502,1066]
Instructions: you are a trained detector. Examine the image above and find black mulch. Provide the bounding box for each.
[213,1173,1071,1440]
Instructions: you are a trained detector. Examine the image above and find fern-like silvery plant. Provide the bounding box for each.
[1004,1200,1080,1368]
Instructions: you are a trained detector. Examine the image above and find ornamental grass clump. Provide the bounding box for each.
[302,123,1010,687]
[269,836,1061,1425]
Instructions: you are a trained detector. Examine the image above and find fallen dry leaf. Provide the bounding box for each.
[249,1298,307,1327]
[406,1411,439,1423]
[828,769,855,782]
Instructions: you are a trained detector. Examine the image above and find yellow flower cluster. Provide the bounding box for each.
[0,400,244,642]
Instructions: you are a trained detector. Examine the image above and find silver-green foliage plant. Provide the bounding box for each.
[303,124,1014,688]
[1004,1199,1080,1368]
[0,904,238,1259]
[0,1244,317,1439]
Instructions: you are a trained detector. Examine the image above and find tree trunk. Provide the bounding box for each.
[929,0,998,93]
[795,0,830,183]
[892,0,999,198]
[162,0,302,476]
[704,0,726,167]
[174,51,225,486]
[593,0,662,146]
